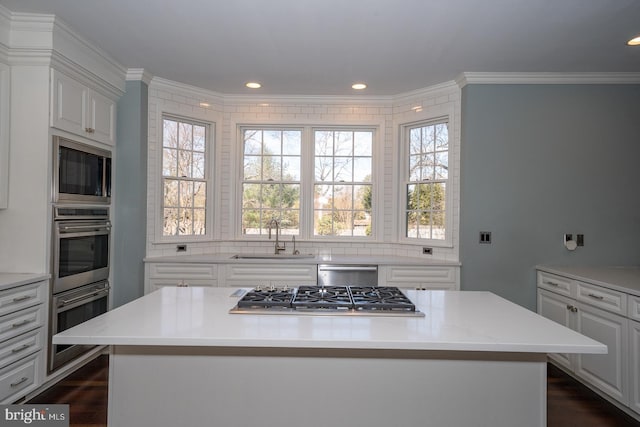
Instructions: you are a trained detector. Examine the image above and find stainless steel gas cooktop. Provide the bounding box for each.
[229,285,425,317]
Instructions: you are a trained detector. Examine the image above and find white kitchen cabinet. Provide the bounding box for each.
[221,263,317,288]
[537,289,574,370]
[537,268,637,411]
[0,279,47,403]
[50,69,116,146]
[378,265,459,290]
[631,320,640,415]
[145,263,217,293]
[0,62,9,209]
[575,301,628,404]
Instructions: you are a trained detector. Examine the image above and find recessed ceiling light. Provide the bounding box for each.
[246,82,262,89]
[352,83,367,90]
[627,34,640,46]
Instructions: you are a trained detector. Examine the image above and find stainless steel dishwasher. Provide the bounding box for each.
[317,264,378,286]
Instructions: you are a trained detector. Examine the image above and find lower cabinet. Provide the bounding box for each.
[221,263,317,288]
[631,320,640,414]
[574,301,628,403]
[537,268,636,414]
[378,265,459,290]
[0,278,47,403]
[146,263,217,293]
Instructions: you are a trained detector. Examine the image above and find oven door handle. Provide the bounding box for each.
[58,225,111,233]
[57,288,110,311]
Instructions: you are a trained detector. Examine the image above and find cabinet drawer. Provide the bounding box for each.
[385,266,457,283]
[149,263,217,280]
[629,296,640,322]
[223,264,317,286]
[577,281,626,316]
[0,352,39,403]
[537,271,575,297]
[148,279,216,292]
[0,328,43,370]
[0,305,45,344]
[0,281,47,317]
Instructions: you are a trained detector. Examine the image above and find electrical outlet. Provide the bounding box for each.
[176,244,187,252]
[479,231,492,244]
[422,247,433,255]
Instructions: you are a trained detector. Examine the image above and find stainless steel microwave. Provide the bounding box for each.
[53,137,111,204]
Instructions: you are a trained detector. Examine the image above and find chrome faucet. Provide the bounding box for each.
[267,218,286,255]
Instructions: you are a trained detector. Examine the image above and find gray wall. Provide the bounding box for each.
[113,80,148,307]
[460,84,640,310]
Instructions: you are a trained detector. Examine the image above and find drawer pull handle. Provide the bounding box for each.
[587,293,604,300]
[10,377,29,388]
[544,281,559,287]
[11,319,32,328]
[11,344,32,353]
[566,305,578,313]
[12,295,32,302]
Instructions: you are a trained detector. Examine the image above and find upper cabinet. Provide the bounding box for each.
[50,69,116,146]
[0,62,9,209]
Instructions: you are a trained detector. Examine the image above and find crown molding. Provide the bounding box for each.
[393,80,460,105]
[456,72,640,87]
[150,77,225,106]
[126,68,153,85]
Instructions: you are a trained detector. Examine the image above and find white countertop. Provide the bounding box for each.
[144,253,461,266]
[537,265,640,296]
[0,273,49,291]
[54,287,605,354]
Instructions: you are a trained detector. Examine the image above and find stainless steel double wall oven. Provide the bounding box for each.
[49,138,112,373]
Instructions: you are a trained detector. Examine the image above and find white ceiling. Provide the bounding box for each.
[1,0,639,96]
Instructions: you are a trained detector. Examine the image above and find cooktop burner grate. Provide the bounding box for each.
[236,286,295,309]
[349,286,417,311]
[292,286,353,310]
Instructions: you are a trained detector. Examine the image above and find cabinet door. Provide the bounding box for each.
[537,289,574,370]
[631,320,640,414]
[0,62,9,209]
[51,70,88,136]
[87,90,116,146]
[575,302,628,405]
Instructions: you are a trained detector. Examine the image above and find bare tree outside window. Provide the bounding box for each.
[405,121,448,240]
[162,117,208,236]
[314,130,373,237]
[241,129,302,235]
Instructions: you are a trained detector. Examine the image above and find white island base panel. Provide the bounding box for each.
[108,345,547,427]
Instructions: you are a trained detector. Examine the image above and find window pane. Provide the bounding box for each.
[435,152,448,179]
[314,184,332,209]
[283,156,300,181]
[179,181,193,207]
[314,210,334,236]
[164,179,179,207]
[354,185,371,211]
[334,132,353,156]
[163,149,178,177]
[435,124,448,150]
[178,151,192,178]
[193,126,206,152]
[263,156,281,181]
[242,209,260,234]
[353,132,372,156]
[193,152,205,179]
[315,157,333,182]
[178,208,193,235]
[244,130,262,155]
[353,158,371,181]
[178,123,193,150]
[314,131,333,156]
[194,182,206,208]
[164,208,178,236]
[163,120,178,148]
[282,131,301,155]
[334,157,352,182]
[264,131,282,155]
[193,209,206,235]
[244,156,261,180]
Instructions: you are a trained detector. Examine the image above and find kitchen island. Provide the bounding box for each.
[54,287,605,427]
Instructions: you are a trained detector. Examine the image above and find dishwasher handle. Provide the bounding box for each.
[318,265,378,272]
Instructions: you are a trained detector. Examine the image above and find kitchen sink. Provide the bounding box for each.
[230,254,316,259]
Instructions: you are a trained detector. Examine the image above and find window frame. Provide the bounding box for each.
[156,113,215,243]
[398,115,454,247]
[235,124,380,242]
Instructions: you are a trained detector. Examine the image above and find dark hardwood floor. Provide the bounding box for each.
[27,356,640,426]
